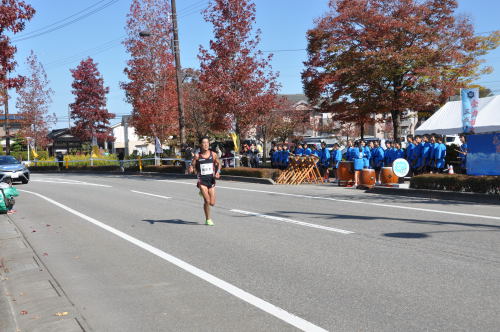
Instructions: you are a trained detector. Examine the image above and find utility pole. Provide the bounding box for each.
[170,0,186,145]
[2,85,10,155]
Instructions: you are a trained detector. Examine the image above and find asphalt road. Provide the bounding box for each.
[8,173,500,331]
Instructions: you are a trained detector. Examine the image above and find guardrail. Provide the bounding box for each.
[26,156,242,170]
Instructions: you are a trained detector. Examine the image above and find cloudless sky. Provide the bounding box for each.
[7,0,500,128]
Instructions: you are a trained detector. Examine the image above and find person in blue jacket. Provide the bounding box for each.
[372,140,385,183]
[281,145,290,170]
[368,141,375,168]
[394,142,405,160]
[413,135,423,175]
[331,143,343,180]
[294,143,304,156]
[434,135,447,173]
[359,140,371,169]
[352,143,365,186]
[304,144,312,156]
[344,140,354,161]
[405,135,416,175]
[317,141,331,180]
[311,144,320,157]
[457,134,468,173]
[428,134,439,172]
[421,135,431,173]
[384,141,394,166]
[273,144,283,169]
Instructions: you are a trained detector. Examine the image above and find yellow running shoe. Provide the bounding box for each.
[205,219,214,226]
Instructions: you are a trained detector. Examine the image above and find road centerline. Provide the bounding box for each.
[231,209,354,234]
[130,190,171,199]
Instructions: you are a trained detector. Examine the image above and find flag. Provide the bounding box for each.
[154,137,163,154]
[230,133,240,153]
[28,138,39,158]
[461,88,479,133]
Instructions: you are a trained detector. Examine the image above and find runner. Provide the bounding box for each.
[189,137,221,226]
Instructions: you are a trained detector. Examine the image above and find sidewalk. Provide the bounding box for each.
[0,215,90,332]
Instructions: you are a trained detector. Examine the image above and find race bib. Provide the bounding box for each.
[200,163,214,176]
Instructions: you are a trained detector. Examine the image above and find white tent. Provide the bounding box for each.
[415,95,500,135]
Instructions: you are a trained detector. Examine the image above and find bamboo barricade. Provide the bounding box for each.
[276,155,325,185]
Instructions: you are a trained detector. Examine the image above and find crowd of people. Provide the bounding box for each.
[270,134,468,181]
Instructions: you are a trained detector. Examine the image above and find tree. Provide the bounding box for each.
[16,51,56,149]
[303,0,500,142]
[182,68,212,142]
[198,0,281,140]
[0,0,35,93]
[69,58,114,144]
[121,0,178,143]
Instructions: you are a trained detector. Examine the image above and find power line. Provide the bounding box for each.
[12,0,121,42]
[14,0,109,39]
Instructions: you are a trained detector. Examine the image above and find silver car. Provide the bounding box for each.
[0,156,30,184]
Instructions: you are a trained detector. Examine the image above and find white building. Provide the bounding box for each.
[111,121,156,156]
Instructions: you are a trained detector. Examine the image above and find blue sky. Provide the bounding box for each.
[7,0,500,128]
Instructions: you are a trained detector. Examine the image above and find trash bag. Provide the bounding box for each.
[0,182,18,213]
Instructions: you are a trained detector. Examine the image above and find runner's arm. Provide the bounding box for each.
[213,152,221,178]
[190,155,198,175]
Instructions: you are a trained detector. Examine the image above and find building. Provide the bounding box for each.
[111,116,168,156]
[47,128,86,155]
[0,114,23,148]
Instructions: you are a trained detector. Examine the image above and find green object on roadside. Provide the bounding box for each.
[0,186,19,213]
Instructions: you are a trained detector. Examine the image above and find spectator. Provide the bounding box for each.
[318,142,331,180]
[457,134,468,173]
[434,135,447,173]
[118,151,125,171]
[330,143,343,179]
[56,151,64,169]
[304,144,312,156]
[269,143,277,168]
[294,143,304,156]
[372,141,385,183]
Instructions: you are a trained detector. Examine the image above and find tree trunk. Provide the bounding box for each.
[359,122,364,140]
[391,110,402,143]
[235,122,241,167]
[262,137,267,165]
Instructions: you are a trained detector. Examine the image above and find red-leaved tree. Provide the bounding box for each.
[0,0,35,96]
[121,0,178,143]
[16,50,56,148]
[198,0,281,140]
[303,0,500,142]
[69,58,114,144]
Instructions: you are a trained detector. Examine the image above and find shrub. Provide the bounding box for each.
[221,167,280,179]
[142,165,183,173]
[410,174,500,195]
[28,165,59,171]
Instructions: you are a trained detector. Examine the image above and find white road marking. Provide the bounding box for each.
[231,209,354,234]
[159,180,500,221]
[130,190,171,199]
[20,189,327,332]
[31,179,111,187]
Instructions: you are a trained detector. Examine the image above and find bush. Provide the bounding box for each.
[221,167,280,179]
[142,165,183,173]
[410,174,500,195]
[11,150,50,161]
[28,165,59,171]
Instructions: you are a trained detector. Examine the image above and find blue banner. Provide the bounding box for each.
[461,88,479,134]
[467,133,500,175]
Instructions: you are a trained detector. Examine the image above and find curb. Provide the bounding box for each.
[0,215,90,331]
[367,186,500,204]
[29,170,275,185]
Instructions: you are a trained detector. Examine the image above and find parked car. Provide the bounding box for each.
[0,156,30,184]
[445,135,461,146]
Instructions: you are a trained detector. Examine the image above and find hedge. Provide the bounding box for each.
[410,174,500,195]
[221,167,280,179]
[140,165,184,173]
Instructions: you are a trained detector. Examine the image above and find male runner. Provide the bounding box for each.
[189,137,221,226]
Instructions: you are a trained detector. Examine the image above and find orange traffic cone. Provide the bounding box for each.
[449,165,454,174]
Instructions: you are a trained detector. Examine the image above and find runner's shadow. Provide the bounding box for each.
[142,219,200,225]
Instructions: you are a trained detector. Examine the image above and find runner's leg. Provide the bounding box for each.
[208,187,216,206]
[200,185,211,221]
